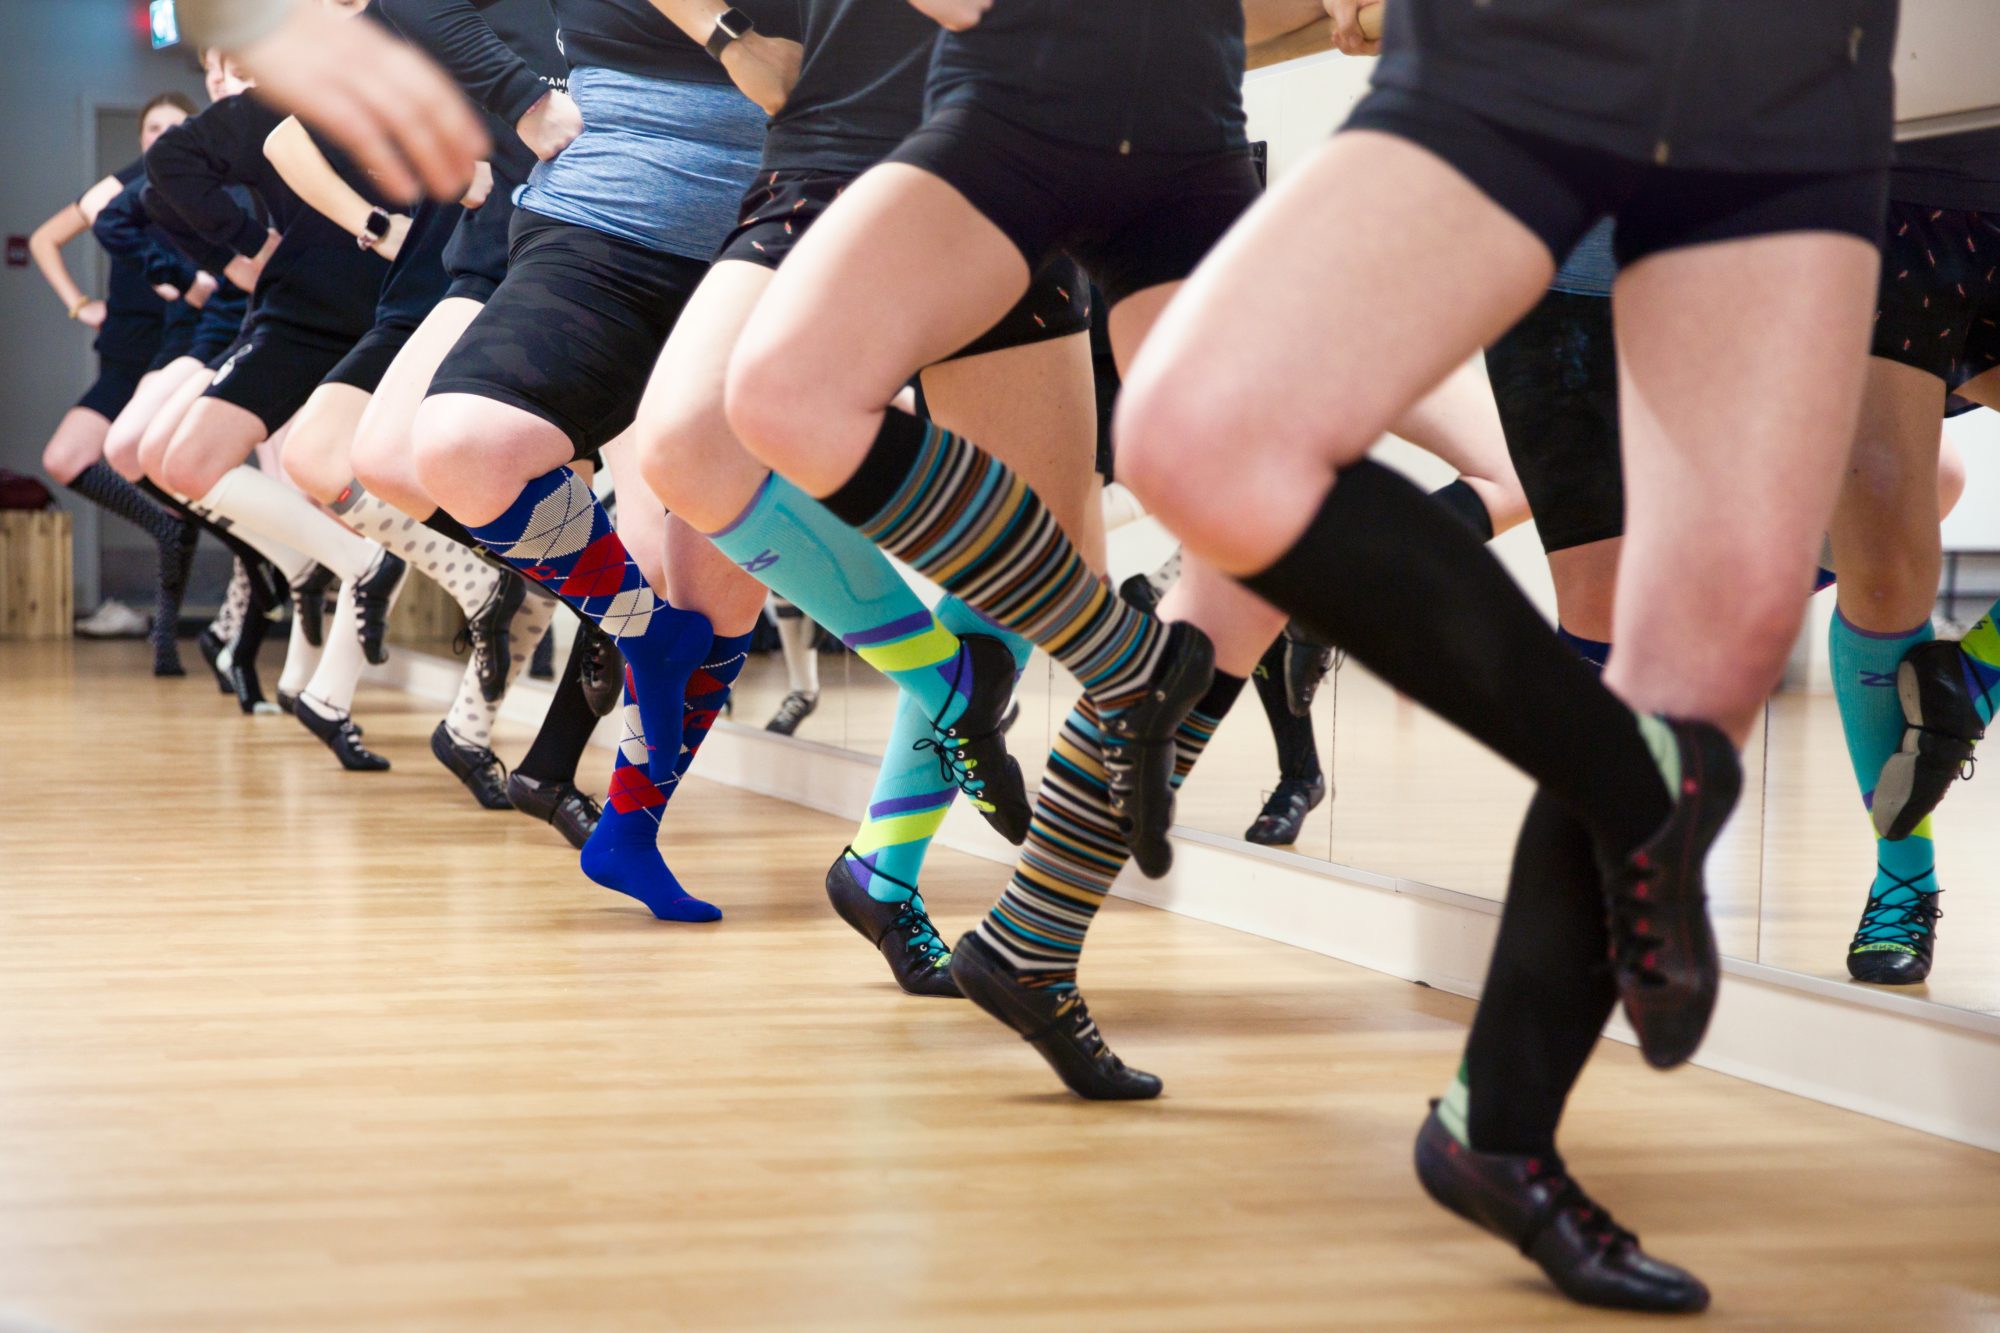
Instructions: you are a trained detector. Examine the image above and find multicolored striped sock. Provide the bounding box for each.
[976,671,1247,988]
[709,471,974,726]
[842,595,1034,906]
[821,411,1169,716]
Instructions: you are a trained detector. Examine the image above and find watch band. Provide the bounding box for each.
[705,7,754,60]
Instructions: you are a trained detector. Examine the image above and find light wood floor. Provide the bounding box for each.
[2,641,1999,1331]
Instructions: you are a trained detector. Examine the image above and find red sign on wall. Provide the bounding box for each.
[5,237,27,268]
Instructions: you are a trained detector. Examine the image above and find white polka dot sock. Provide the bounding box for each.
[444,587,559,751]
[334,487,499,618]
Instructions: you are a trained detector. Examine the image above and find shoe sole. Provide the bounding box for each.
[950,936,1161,1100]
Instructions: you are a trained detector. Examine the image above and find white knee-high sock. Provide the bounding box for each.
[277,601,327,699]
[444,590,559,750]
[332,484,499,617]
[299,583,369,720]
[197,465,379,582]
[189,495,315,587]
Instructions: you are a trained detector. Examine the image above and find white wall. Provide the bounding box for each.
[0,0,208,606]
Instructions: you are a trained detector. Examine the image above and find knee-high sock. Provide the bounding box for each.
[1430,478,1495,541]
[1954,601,2000,727]
[709,472,974,726]
[468,470,715,914]
[444,592,559,750]
[195,465,379,583]
[277,598,327,700]
[1443,792,1614,1155]
[1829,610,1939,952]
[300,583,369,720]
[577,676,720,922]
[1556,625,1612,671]
[212,559,249,643]
[1240,458,1673,855]
[332,481,501,618]
[844,596,1034,906]
[977,672,1247,989]
[770,597,820,697]
[516,622,599,786]
[821,412,1169,717]
[192,499,314,588]
[672,631,752,788]
[67,462,198,668]
[1252,635,1321,782]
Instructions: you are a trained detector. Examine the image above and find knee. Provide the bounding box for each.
[1114,372,1296,563]
[41,432,92,485]
[159,435,225,501]
[1938,433,1967,520]
[281,422,347,504]
[409,396,534,526]
[723,331,823,479]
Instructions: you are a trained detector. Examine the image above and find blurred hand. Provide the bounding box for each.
[73,299,107,330]
[224,228,281,293]
[236,2,489,203]
[516,89,583,162]
[1324,0,1382,55]
[908,0,991,32]
[187,271,219,310]
[152,284,182,303]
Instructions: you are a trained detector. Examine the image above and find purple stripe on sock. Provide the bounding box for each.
[870,790,955,819]
[843,607,936,648]
[1831,607,1930,642]
[707,472,775,540]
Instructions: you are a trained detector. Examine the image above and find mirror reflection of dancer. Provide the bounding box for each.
[32,92,197,673]
[762,596,820,736]
[1118,0,1898,1311]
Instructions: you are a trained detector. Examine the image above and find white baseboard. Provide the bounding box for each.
[380,650,2000,1154]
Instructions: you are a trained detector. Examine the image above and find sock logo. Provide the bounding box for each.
[1860,669,1898,689]
[741,549,780,574]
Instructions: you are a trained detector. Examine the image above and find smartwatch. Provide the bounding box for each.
[705,7,755,60]
[357,207,392,252]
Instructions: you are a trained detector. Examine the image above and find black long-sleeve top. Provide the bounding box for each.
[377,0,567,188]
[144,92,385,339]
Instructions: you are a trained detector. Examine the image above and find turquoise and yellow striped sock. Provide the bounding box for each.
[1956,605,2000,727]
[1830,608,1940,959]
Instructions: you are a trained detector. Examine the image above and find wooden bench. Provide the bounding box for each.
[0,509,73,641]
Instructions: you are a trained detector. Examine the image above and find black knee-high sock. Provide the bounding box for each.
[1240,458,1669,853]
[68,462,184,548]
[1459,792,1617,1154]
[1253,636,1320,782]
[1429,479,1494,541]
[515,628,599,786]
[70,463,199,668]
[422,508,481,549]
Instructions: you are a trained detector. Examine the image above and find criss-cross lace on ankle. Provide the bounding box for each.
[1853,867,1942,952]
[914,648,991,808]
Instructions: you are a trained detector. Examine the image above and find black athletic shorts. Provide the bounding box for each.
[148,301,202,373]
[319,314,421,396]
[202,316,360,434]
[1872,200,2000,415]
[716,168,1092,359]
[1345,87,1887,271]
[1485,289,1624,554]
[189,290,252,365]
[429,210,709,460]
[885,102,1262,309]
[75,356,150,421]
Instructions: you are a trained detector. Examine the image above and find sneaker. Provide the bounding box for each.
[765,690,819,736]
[1101,620,1215,878]
[1596,718,1741,1070]
[920,635,1032,844]
[293,696,390,771]
[824,853,960,997]
[456,574,527,704]
[950,931,1162,1100]
[1873,639,1985,841]
[1846,873,1942,985]
[505,771,601,849]
[1413,1106,1709,1313]
[1244,773,1327,846]
[1281,620,1338,717]
[74,599,149,638]
[430,721,511,809]
[352,551,409,667]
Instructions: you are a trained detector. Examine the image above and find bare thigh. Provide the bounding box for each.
[352,297,486,516]
[107,359,204,479]
[138,367,218,486]
[920,330,1102,568]
[411,393,575,527]
[635,260,776,533]
[726,163,1033,496]
[41,408,111,486]
[163,396,268,499]
[1114,130,1554,574]
[1609,231,1881,738]
[282,382,373,504]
